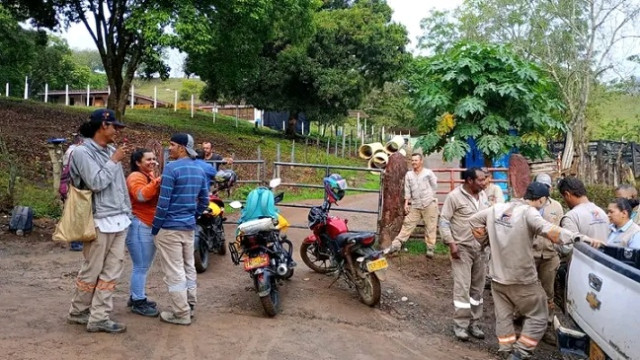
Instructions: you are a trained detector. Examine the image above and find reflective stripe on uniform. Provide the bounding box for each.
[76,279,96,293]
[469,297,483,306]
[453,300,471,309]
[498,334,517,344]
[95,279,116,291]
[518,335,538,348]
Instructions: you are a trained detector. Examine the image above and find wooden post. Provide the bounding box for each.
[235,106,239,128]
[378,153,406,248]
[47,143,63,193]
[190,94,194,118]
[291,140,295,163]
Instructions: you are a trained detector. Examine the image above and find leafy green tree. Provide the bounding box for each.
[409,42,565,161]
[181,0,409,136]
[71,49,104,72]
[360,82,415,128]
[179,79,204,101]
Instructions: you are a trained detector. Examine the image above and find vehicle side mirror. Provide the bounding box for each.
[273,192,284,204]
[269,178,281,189]
[229,201,243,209]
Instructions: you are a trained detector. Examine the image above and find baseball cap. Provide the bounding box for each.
[534,173,552,188]
[523,182,550,200]
[170,133,198,159]
[89,109,126,128]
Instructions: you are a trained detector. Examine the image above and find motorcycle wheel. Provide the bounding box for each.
[300,242,336,274]
[194,226,209,273]
[283,268,294,279]
[260,289,279,317]
[356,272,381,307]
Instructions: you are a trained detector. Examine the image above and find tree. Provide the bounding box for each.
[181,0,409,136]
[71,49,104,72]
[360,82,415,128]
[408,42,566,162]
[418,0,640,170]
[4,0,177,119]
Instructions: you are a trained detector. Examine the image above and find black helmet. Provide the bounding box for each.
[214,169,237,191]
[308,206,326,229]
[323,174,346,203]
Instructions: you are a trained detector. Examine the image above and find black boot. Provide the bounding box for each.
[131,298,159,317]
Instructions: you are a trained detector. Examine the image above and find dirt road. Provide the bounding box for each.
[0,193,559,360]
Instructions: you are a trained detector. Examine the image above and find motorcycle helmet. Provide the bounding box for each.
[214,169,237,191]
[308,206,327,229]
[323,174,346,203]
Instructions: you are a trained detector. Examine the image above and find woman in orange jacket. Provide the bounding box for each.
[126,148,162,317]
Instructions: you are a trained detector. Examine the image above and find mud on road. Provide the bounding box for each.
[0,193,561,360]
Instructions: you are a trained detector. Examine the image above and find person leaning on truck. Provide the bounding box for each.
[469,182,604,360]
[439,167,490,341]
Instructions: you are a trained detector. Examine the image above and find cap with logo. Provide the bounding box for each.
[89,109,126,128]
[170,133,198,159]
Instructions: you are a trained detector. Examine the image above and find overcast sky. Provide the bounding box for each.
[59,0,462,77]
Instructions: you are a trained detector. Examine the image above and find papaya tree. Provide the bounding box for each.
[408,42,566,162]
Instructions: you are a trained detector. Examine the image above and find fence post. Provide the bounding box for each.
[153,86,157,109]
[357,112,360,138]
[44,83,48,103]
[291,140,295,163]
[304,138,309,163]
[65,84,69,106]
[174,90,177,112]
[341,126,346,158]
[334,127,338,156]
[5,83,8,97]
[131,84,134,109]
[257,146,261,183]
[235,106,238,128]
[212,106,216,124]
[190,94,194,118]
[326,136,330,159]
[86,84,90,106]
[24,76,28,99]
[276,143,281,178]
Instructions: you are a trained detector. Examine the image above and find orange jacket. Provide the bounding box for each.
[127,171,161,227]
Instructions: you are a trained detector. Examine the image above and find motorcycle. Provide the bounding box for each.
[300,174,387,307]
[228,178,296,317]
[194,169,237,273]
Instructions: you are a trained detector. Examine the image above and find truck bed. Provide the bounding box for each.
[565,242,640,359]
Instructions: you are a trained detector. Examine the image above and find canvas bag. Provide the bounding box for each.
[52,175,96,242]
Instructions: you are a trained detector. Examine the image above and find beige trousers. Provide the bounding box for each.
[392,201,438,249]
[155,229,197,319]
[535,254,560,324]
[69,228,127,324]
[451,244,486,329]
[492,281,548,358]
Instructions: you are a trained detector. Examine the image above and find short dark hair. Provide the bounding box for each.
[462,167,483,181]
[610,197,640,217]
[130,148,152,173]
[77,121,100,139]
[411,153,423,159]
[557,176,587,197]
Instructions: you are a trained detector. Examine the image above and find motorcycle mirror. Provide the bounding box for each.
[229,201,243,209]
[269,178,281,189]
[273,192,284,204]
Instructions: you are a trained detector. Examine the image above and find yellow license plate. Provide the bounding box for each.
[244,254,269,270]
[366,258,388,272]
[589,340,605,360]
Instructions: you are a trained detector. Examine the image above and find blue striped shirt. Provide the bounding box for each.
[152,157,209,235]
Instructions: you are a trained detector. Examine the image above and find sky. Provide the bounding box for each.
[59,0,463,77]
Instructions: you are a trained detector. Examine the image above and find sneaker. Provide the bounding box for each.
[160,311,191,326]
[468,324,485,339]
[86,319,126,333]
[189,304,195,319]
[425,248,435,259]
[127,296,157,308]
[131,299,159,317]
[67,311,89,325]
[454,326,469,341]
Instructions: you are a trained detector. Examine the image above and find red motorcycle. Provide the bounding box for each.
[299,174,387,306]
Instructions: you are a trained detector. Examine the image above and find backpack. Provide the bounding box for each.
[9,205,34,235]
[59,145,78,201]
[239,187,278,224]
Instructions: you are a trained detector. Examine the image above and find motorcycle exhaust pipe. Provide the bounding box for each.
[276,263,288,276]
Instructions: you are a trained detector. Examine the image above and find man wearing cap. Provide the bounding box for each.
[152,133,209,325]
[469,182,603,360]
[439,167,490,341]
[615,184,640,225]
[66,109,131,333]
[530,174,564,343]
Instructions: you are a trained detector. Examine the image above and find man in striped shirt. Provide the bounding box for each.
[152,133,209,326]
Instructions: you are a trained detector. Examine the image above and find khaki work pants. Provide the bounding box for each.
[492,281,548,358]
[451,244,486,329]
[155,229,197,319]
[392,201,438,249]
[69,228,127,324]
[535,254,560,324]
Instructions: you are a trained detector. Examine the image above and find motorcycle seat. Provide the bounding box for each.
[334,232,376,246]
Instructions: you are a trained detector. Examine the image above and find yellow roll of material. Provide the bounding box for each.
[358,142,384,159]
[276,213,290,232]
[208,202,222,216]
[385,135,404,153]
[372,150,388,166]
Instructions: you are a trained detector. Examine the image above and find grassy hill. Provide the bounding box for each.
[0,98,379,217]
[588,92,640,142]
[131,78,205,104]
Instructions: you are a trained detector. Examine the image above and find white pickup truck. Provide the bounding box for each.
[554,242,640,360]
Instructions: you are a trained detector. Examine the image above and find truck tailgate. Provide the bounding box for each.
[568,243,640,359]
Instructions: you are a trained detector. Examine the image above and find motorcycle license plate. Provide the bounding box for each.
[589,340,605,360]
[244,254,269,271]
[366,258,388,272]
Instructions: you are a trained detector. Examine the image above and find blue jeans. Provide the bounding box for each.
[126,217,156,301]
